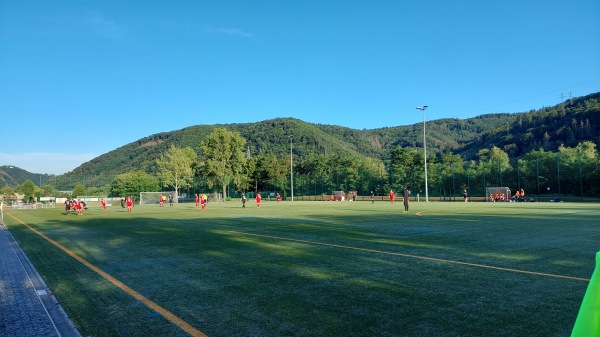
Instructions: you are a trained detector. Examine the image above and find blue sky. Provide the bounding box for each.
[1,0,599,175]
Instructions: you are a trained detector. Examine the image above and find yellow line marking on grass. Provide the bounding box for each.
[229,229,590,282]
[7,212,207,337]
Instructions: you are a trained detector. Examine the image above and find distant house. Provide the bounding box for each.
[0,193,24,205]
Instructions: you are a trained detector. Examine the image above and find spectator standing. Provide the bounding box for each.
[403,186,409,213]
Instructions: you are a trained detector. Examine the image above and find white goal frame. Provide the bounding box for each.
[139,192,175,205]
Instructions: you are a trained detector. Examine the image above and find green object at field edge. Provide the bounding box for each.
[571,251,600,337]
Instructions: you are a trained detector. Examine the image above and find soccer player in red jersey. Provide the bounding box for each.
[76,199,83,215]
[126,196,133,212]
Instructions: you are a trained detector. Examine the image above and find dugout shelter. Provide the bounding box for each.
[486,187,511,202]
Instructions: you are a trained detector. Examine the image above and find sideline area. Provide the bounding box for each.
[0,220,81,337]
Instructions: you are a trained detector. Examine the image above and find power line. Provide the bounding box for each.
[461,78,600,118]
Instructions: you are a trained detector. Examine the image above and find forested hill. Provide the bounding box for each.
[3,92,599,188]
[0,165,55,188]
[63,114,515,188]
[456,92,600,159]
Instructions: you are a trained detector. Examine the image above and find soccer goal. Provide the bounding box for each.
[139,192,175,205]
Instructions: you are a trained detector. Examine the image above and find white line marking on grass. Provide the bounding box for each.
[7,212,208,337]
[228,230,590,282]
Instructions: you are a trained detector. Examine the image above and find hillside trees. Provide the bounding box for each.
[361,157,388,195]
[390,146,422,190]
[477,146,511,187]
[244,156,265,193]
[295,153,328,195]
[200,128,246,199]
[6,92,596,198]
[324,153,353,192]
[557,141,599,196]
[19,180,36,203]
[262,154,289,195]
[156,145,197,201]
[296,153,327,182]
[84,184,111,198]
[72,184,86,197]
[436,153,465,196]
[293,152,389,196]
[111,170,159,199]
[39,184,56,197]
[236,157,255,194]
[557,144,583,197]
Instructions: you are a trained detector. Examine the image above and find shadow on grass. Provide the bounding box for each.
[3,203,596,337]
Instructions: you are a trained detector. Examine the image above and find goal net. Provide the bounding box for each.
[139,192,175,205]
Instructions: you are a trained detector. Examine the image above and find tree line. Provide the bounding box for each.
[20,92,596,198]
[3,129,598,204]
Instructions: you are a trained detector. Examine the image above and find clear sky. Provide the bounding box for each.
[1,0,599,175]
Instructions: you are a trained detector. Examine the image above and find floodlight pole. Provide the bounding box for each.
[289,136,294,201]
[417,106,429,202]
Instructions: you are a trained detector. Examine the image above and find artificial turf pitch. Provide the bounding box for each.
[4,200,598,336]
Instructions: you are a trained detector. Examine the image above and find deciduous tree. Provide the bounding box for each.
[1,186,17,204]
[156,145,197,201]
[199,128,246,199]
[20,180,36,202]
[110,170,160,199]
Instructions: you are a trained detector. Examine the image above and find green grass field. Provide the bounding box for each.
[4,200,598,337]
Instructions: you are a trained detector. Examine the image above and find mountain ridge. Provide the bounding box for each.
[2,92,599,189]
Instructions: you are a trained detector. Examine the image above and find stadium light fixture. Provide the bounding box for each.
[416,106,429,202]
[289,135,294,201]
